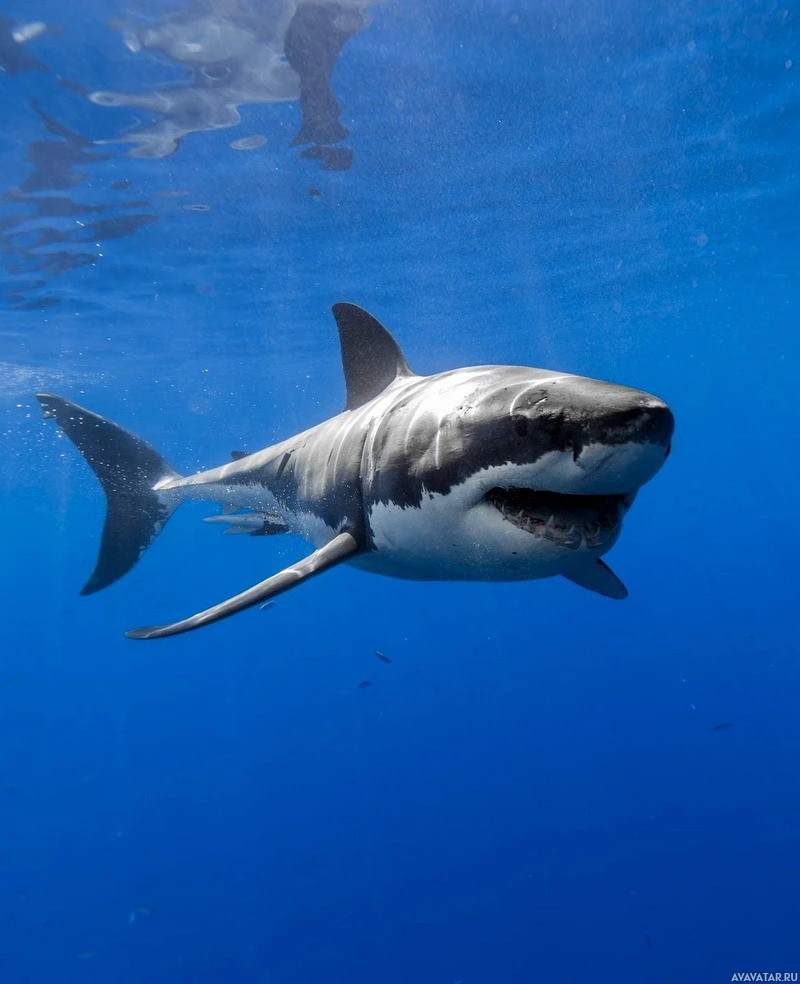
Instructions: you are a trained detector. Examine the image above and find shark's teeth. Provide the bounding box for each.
[485,487,627,551]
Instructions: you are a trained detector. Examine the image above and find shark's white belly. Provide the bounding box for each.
[356,482,606,582]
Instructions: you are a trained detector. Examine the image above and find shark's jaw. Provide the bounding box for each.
[484,486,633,552]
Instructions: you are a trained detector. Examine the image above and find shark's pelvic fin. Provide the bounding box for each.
[562,558,628,600]
[36,394,181,595]
[126,530,361,640]
[203,512,289,536]
[331,302,415,411]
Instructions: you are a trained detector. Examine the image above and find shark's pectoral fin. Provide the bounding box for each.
[562,559,628,600]
[126,531,362,640]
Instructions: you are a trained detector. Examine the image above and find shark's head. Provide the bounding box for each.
[449,366,673,558]
[334,303,674,590]
[361,363,673,579]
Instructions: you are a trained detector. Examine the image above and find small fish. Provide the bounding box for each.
[308,187,321,198]
[374,650,391,664]
[182,203,211,212]
[109,179,132,191]
[645,933,653,947]
[129,905,155,923]
[12,21,49,43]
[357,680,372,689]
[58,76,90,96]
[713,722,732,731]
[77,951,97,960]
[259,601,276,611]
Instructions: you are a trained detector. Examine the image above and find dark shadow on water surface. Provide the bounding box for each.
[0,1,376,307]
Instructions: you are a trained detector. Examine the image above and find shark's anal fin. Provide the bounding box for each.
[126,531,361,640]
[562,559,628,600]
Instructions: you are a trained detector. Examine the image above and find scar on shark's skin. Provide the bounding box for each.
[37,303,674,639]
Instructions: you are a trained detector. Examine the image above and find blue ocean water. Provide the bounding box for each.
[1,1,798,981]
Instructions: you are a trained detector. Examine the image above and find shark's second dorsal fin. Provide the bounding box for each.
[331,303,414,411]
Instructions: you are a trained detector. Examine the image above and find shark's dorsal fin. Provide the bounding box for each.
[331,303,414,411]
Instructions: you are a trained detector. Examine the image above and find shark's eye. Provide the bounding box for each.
[511,413,528,437]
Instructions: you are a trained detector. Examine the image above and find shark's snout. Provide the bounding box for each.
[593,397,674,451]
[512,384,674,497]
[633,398,673,445]
[514,376,673,459]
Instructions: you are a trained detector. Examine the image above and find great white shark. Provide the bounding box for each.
[36,303,674,640]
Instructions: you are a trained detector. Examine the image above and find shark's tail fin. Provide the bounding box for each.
[36,394,182,595]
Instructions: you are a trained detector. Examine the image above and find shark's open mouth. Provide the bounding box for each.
[485,487,629,550]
